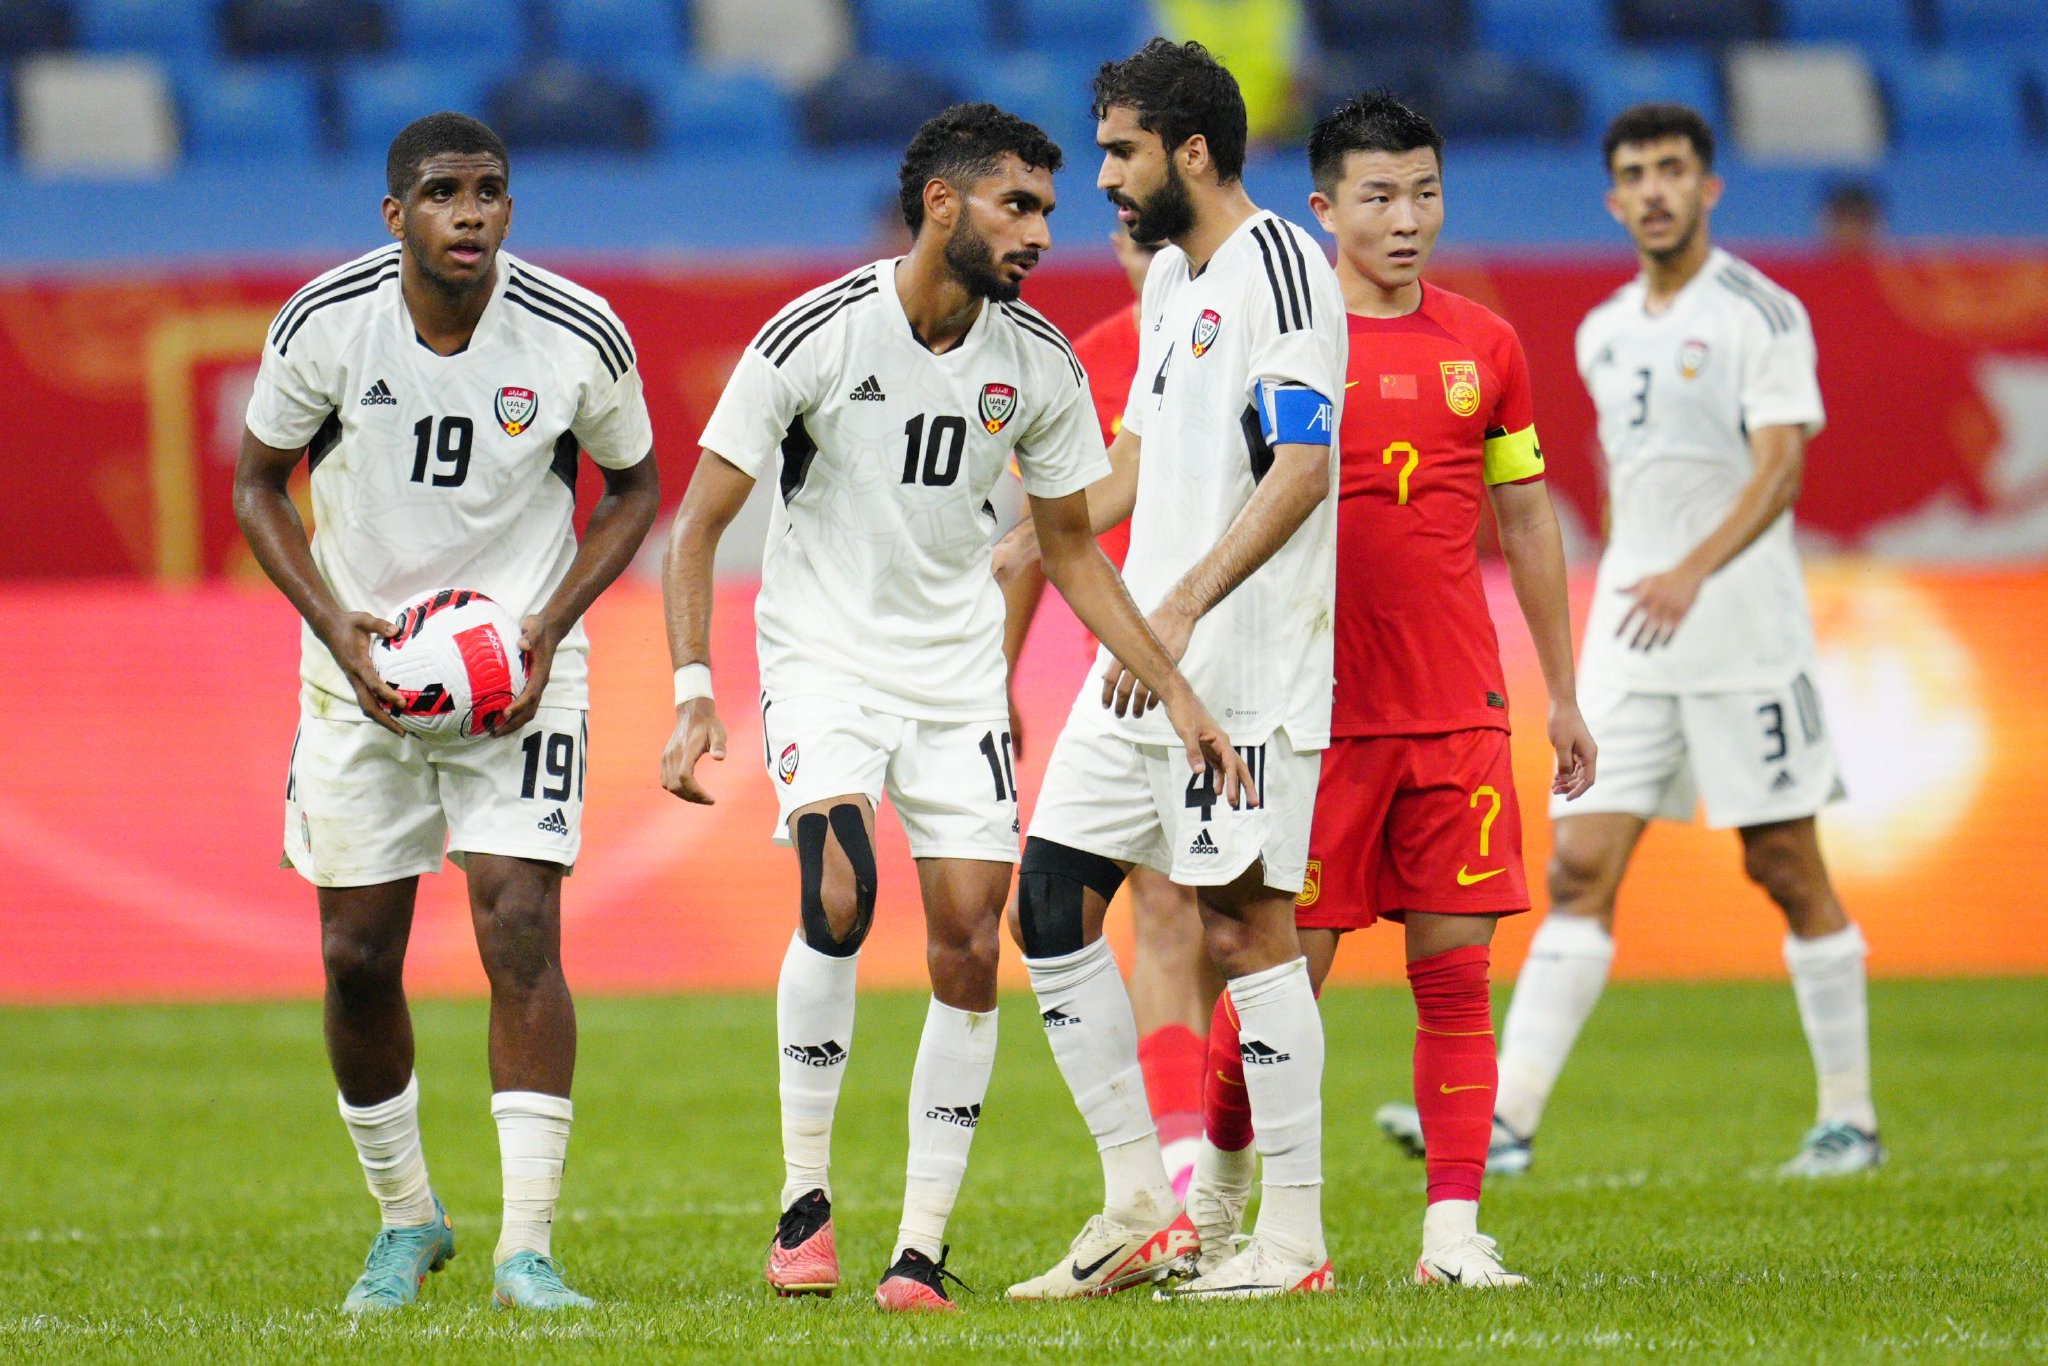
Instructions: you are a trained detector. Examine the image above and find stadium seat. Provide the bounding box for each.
[1564,50,1725,144]
[388,0,522,60]
[1471,0,1613,61]
[1726,44,1885,163]
[1010,0,1146,62]
[179,63,321,160]
[631,61,795,155]
[222,0,386,58]
[855,0,992,66]
[1880,50,2026,146]
[0,0,72,55]
[1615,0,1775,45]
[1304,0,1469,56]
[1780,0,1918,47]
[1432,53,1580,143]
[486,60,653,153]
[551,0,684,65]
[800,55,958,149]
[338,59,494,158]
[1939,0,2048,45]
[693,0,851,89]
[17,53,178,173]
[75,0,213,60]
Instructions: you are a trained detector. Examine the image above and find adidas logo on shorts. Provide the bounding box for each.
[535,807,569,835]
[1188,828,1219,856]
[359,378,397,406]
[1041,1007,1082,1028]
[783,1040,848,1068]
[848,374,886,401]
[925,1103,982,1128]
[1240,1039,1291,1066]
[1771,768,1796,791]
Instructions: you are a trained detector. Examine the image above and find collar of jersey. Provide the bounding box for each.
[877,255,992,360]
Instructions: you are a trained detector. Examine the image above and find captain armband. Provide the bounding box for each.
[1255,380,1337,447]
[1482,424,1546,485]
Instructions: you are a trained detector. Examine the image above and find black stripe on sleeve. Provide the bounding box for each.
[755,269,876,358]
[1000,303,1086,384]
[1252,225,1293,333]
[1260,222,1305,331]
[277,268,400,354]
[509,266,634,370]
[768,285,878,366]
[1715,272,1790,335]
[269,247,402,347]
[1280,223,1315,327]
[504,286,624,379]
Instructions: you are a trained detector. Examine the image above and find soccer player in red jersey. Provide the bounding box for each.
[1188,91,1596,1288]
[999,224,1220,1198]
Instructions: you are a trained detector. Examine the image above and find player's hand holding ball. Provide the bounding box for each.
[365,588,529,742]
[317,607,409,735]
[661,697,727,805]
[493,613,559,737]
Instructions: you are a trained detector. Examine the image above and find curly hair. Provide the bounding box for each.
[1091,38,1247,184]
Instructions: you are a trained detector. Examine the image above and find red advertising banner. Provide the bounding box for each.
[5,251,2048,579]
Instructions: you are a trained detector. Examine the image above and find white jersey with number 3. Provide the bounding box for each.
[699,259,1109,721]
[244,245,654,712]
[1576,247,1826,693]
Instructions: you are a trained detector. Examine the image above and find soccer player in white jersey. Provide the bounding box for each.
[659,103,1251,1313]
[994,41,1348,1300]
[1392,105,1880,1180]
[234,115,660,1310]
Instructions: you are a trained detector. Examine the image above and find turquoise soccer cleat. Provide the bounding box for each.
[493,1251,597,1310]
[341,1196,456,1313]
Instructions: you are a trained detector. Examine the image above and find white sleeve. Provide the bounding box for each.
[1738,299,1826,437]
[1242,244,1347,422]
[244,330,336,450]
[572,362,655,470]
[1016,366,1111,500]
[697,344,812,480]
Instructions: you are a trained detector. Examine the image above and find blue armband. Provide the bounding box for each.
[1257,380,1336,446]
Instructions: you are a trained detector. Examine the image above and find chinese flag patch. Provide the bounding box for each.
[1380,373,1418,400]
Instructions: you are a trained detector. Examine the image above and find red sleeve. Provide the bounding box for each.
[1489,321,1535,437]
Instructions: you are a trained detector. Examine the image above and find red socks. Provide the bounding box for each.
[1409,944,1495,1205]
[1201,989,1255,1151]
[1136,1023,1208,1143]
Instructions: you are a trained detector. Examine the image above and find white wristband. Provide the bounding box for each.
[673,663,713,707]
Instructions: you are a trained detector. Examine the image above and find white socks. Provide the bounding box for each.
[1784,924,1878,1133]
[895,997,999,1261]
[1025,937,1176,1228]
[1228,957,1325,1265]
[338,1074,437,1228]
[492,1091,573,1263]
[776,932,860,1208]
[1495,914,1615,1139]
[1422,1198,1479,1251]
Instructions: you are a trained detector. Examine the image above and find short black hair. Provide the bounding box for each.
[1602,103,1716,175]
[1092,38,1248,185]
[1308,89,1444,194]
[386,111,509,199]
[898,102,1064,234]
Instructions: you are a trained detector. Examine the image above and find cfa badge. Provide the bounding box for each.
[1191,308,1222,357]
[1296,858,1322,908]
[1440,360,1480,417]
[978,382,1018,434]
[495,386,538,436]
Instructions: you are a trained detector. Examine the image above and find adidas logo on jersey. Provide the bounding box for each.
[925,1103,982,1128]
[783,1040,848,1068]
[359,378,397,406]
[1041,1007,1082,1028]
[1240,1039,1291,1066]
[848,375,886,401]
[1188,828,1220,856]
[535,807,569,835]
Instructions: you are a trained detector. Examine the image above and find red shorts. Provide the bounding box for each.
[1295,729,1531,930]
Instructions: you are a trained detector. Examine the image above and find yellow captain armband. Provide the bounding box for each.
[1482,424,1544,485]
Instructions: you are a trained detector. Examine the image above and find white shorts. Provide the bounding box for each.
[1028,709,1320,893]
[1553,671,1845,830]
[760,692,1020,863]
[283,706,587,887]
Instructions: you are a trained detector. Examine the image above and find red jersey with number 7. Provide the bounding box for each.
[1335,284,1545,737]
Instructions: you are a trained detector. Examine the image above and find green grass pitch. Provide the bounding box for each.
[4,979,2044,1362]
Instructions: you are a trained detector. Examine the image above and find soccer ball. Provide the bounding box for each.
[373,588,528,741]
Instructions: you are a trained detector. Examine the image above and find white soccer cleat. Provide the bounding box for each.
[1006,1211,1199,1300]
[1777,1121,1885,1178]
[1373,1102,1534,1176]
[1159,1236,1333,1300]
[1414,1232,1527,1288]
[1181,1168,1252,1276]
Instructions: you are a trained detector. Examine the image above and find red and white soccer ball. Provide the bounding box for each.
[373,588,528,742]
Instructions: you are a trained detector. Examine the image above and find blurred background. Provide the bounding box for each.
[1,0,2043,1003]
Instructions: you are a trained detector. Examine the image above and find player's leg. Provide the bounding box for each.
[1126,868,1218,1197]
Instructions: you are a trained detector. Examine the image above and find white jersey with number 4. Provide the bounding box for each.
[699,258,1109,721]
[1576,247,1826,694]
[1109,210,1348,749]
[244,244,654,712]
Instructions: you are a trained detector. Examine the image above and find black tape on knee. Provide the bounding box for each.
[1016,836,1126,958]
[796,805,877,957]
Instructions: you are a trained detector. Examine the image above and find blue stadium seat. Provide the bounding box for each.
[1615,0,1775,45]
[1009,0,1145,62]
[1938,0,2048,44]
[180,63,321,160]
[0,0,72,55]
[1434,53,1580,143]
[1472,0,1613,61]
[223,0,386,58]
[1564,50,1725,143]
[631,61,795,155]
[1781,0,1917,47]
[76,0,213,59]
[1881,51,2026,145]
[1305,0,1469,56]
[856,0,992,65]
[551,0,684,65]
[943,52,1099,163]
[338,59,494,158]
[486,60,653,153]
[800,55,958,149]
[388,0,522,60]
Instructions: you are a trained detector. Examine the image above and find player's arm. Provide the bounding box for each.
[1490,477,1595,798]
[658,449,757,804]
[998,552,1046,758]
[1032,487,1257,808]
[1618,422,1806,650]
[231,427,405,734]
